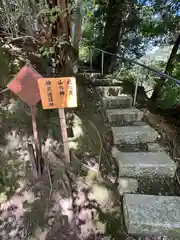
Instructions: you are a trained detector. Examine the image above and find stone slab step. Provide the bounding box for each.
[114,150,177,178]
[106,108,143,125]
[103,95,133,109]
[123,194,180,237]
[112,125,158,145]
[96,86,123,97]
[91,79,122,86]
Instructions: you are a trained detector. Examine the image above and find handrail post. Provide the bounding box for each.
[89,47,92,71]
[133,75,139,106]
[101,52,104,75]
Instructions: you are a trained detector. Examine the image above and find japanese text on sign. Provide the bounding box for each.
[58,79,65,96]
[46,80,54,107]
[38,77,77,109]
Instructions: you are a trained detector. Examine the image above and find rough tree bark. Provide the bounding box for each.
[71,0,82,73]
[151,33,180,101]
[72,0,82,55]
[102,0,126,71]
[47,0,74,76]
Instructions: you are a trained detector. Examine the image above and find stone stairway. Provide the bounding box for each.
[102,89,180,238]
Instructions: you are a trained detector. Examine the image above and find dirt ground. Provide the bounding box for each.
[0,80,123,240]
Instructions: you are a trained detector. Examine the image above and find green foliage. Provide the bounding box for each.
[38,6,69,25]
[160,82,180,108]
[140,0,180,44]
[168,228,180,238]
[0,107,9,144]
[158,62,180,108]
[79,45,89,62]
[39,46,54,58]
[81,1,107,47]
[3,99,62,141]
[0,49,9,86]
[173,62,180,80]
[0,151,22,199]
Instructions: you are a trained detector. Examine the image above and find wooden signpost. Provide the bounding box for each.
[7,63,77,169]
[7,65,42,176]
[38,77,77,163]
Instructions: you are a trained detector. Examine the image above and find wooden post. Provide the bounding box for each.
[133,75,139,106]
[90,48,93,70]
[58,108,70,163]
[101,52,104,75]
[31,105,41,176]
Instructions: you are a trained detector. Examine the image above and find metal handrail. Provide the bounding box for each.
[82,38,180,105]
[90,45,180,84]
[82,37,180,84]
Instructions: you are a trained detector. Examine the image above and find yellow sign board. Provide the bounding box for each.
[38,77,77,109]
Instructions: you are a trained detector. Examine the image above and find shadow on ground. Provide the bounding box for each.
[0,75,126,239]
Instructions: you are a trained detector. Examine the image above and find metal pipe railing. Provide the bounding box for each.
[89,48,93,71]
[89,45,180,85]
[101,52,104,75]
[84,40,180,106]
[133,75,140,106]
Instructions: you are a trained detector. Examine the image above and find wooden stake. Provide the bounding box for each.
[58,108,70,162]
[31,105,41,176]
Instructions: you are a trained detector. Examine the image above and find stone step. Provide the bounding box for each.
[113,149,177,178]
[92,79,122,86]
[106,108,143,125]
[123,194,180,237]
[103,95,133,109]
[112,125,158,145]
[96,86,123,97]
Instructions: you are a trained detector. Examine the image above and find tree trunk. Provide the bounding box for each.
[47,0,73,76]
[72,0,82,55]
[151,33,180,101]
[102,0,126,71]
[72,0,82,73]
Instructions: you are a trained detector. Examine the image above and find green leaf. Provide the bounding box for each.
[87,11,93,17]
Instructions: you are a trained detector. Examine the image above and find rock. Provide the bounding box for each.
[123,194,180,237]
[5,131,21,152]
[118,178,138,196]
[91,184,113,207]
